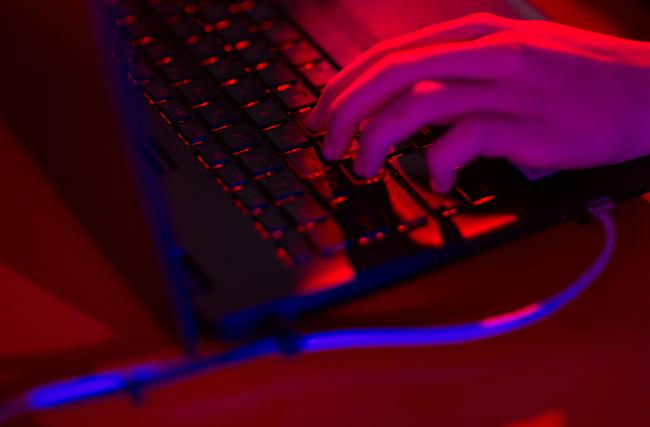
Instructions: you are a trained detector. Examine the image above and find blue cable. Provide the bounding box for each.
[0,209,615,422]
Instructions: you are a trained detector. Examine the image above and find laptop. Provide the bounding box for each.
[13,0,650,349]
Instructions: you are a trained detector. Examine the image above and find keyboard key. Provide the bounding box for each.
[454,179,496,206]
[283,195,328,227]
[281,40,322,65]
[159,58,200,83]
[123,19,162,42]
[170,16,203,39]
[301,60,337,88]
[205,56,247,82]
[263,20,301,45]
[178,79,220,107]
[193,140,229,169]
[277,82,317,111]
[285,147,329,180]
[388,152,461,214]
[142,80,173,103]
[258,61,298,87]
[176,119,210,145]
[142,39,179,62]
[159,100,192,123]
[305,219,349,256]
[450,212,518,240]
[244,3,278,23]
[236,184,269,212]
[278,230,312,263]
[225,77,267,105]
[197,100,240,129]
[332,196,394,242]
[215,162,248,190]
[379,174,429,230]
[151,0,182,19]
[256,207,289,235]
[265,120,309,152]
[237,41,277,66]
[128,62,155,82]
[217,123,261,153]
[111,1,140,20]
[188,36,225,60]
[238,146,284,177]
[310,169,353,205]
[339,158,385,186]
[245,99,286,128]
[201,3,232,23]
[260,170,305,201]
[218,21,254,43]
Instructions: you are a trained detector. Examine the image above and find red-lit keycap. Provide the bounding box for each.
[305,219,349,256]
[278,230,312,263]
[236,184,269,212]
[281,40,322,65]
[265,120,309,152]
[283,195,328,227]
[285,147,329,180]
[197,100,240,130]
[263,20,301,45]
[176,119,210,145]
[245,99,286,128]
[260,170,305,202]
[258,61,298,87]
[238,146,283,178]
[193,140,229,169]
[159,100,191,123]
[276,82,317,111]
[217,123,261,153]
[301,60,337,88]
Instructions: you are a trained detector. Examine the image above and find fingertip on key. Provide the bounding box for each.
[305,106,320,130]
[353,158,374,178]
[321,138,336,160]
[430,178,452,194]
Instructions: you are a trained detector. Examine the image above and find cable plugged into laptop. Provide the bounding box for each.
[0,204,617,423]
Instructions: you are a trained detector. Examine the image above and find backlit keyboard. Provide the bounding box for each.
[110,0,502,265]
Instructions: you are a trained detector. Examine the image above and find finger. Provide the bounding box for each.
[425,117,501,193]
[306,12,507,130]
[322,35,519,160]
[354,81,513,177]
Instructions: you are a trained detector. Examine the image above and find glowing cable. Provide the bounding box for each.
[301,210,615,351]
[0,209,616,422]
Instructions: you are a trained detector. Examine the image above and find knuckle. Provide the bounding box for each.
[464,12,501,26]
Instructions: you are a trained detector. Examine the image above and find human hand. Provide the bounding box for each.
[306,13,650,192]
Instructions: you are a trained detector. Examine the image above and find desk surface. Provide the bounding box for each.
[2,1,650,426]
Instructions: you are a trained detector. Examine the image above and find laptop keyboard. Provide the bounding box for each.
[110,0,503,265]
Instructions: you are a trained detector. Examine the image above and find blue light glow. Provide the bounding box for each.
[15,212,614,418]
[28,374,127,409]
